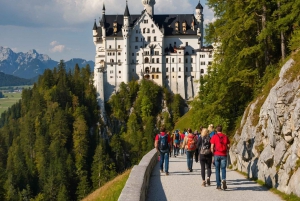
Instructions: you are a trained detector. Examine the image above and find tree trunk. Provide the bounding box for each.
[262,4,270,66]
[278,1,286,60]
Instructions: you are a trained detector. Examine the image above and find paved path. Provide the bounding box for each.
[147,154,282,201]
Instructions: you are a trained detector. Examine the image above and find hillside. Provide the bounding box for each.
[0,72,34,87]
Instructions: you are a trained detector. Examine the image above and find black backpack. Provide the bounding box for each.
[200,136,211,155]
[159,134,169,152]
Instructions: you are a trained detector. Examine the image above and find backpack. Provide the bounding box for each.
[216,134,227,152]
[174,133,180,144]
[159,134,169,152]
[209,131,216,138]
[200,136,211,155]
[187,135,197,151]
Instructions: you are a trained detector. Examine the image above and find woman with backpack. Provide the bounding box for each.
[197,128,213,187]
[182,128,197,172]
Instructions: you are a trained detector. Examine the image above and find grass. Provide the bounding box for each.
[0,92,22,115]
[235,170,300,201]
[82,169,131,201]
[173,108,194,132]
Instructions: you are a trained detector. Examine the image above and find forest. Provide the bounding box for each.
[0,61,185,200]
[191,0,300,134]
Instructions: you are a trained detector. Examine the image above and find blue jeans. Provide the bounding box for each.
[186,151,194,170]
[214,155,227,187]
[174,144,180,156]
[160,151,169,173]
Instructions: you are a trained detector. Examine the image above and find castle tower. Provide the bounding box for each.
[142,0,156,16]
[195,1,204,47]
[122,1,131,83]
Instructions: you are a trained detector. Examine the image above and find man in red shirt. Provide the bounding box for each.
[210,125,230,190]
[155,126,171,175]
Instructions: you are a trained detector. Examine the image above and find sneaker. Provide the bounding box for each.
[165,172,169,176]
[160,169,164,173]
[202,181,206,187]
[222,180,227,190]
[216,186,221,190]
[190,169,193,172]
[206,178,210,186]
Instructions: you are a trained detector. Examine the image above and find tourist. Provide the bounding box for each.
[182,128,197,172]
[155,126,171,176]
[173,129,180,157]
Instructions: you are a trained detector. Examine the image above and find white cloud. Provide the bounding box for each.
[50,41,59,46]
[50,45,65,53]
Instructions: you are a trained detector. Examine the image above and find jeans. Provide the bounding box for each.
[200,154,212,180]
[160,151,169,173]
[174,144,180,156]
[186,151,194,170]
[214,155,227,187]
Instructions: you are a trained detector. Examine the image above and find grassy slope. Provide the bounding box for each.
[82,169,131,201]
[173,108,194,132]
[0,92,22,115]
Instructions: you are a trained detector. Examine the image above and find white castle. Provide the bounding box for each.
[93,0,215,116]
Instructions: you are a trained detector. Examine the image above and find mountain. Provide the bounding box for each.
[0,46,94,79]
[0,72,36,87]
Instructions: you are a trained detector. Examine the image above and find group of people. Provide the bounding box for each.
[154,124,230,190]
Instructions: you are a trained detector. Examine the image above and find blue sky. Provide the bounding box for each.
[0,0,214,61]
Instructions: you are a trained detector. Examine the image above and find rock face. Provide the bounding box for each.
[230,58,300,197]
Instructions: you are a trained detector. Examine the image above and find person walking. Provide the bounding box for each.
[210,125,230,190]
[197,128,213,187]
[155,127,171,175]
[180,130,185,155]
[182,128,197,172]
[173,130,180,157]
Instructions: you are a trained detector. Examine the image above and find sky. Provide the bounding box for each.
[0,0,215,61]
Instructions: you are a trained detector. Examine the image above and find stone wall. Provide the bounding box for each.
[230,58,300,197]
[118,148,158,201]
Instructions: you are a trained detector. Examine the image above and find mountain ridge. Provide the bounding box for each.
[0,46,94,79]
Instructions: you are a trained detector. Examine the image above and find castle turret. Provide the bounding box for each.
[122,1,131,83]
[142,0,155,16]
[195,0,204,47]
[93,19,98,44]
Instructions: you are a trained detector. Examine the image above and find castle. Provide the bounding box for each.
[92,0,214,115]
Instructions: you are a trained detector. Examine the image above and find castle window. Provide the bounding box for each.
[143,28,146,33]
[110,76,113,78]
[118,52,121,55]
[156,68,159,72]
[135,46,138,49]
[147,36,151,42]
[152,68,155,73]
[201,69,204,73]
[136,37,139,42]
[191,67,193,71]
[110,70,113,74]
[209,54,212,58]
[110,59,114,63]
[132,53,134,56]
[145,57,149,63]
[144,20,148,23]
[182,21,187,33]
[118,59,121,63]
[152,29,155,33]
[192,50,195,54]
[109,45,111,49]
[185,58,188,63]
[156,58,159,63]
[179,58,181,63]
[151,24,154,28]
[119,71,121,74]
[179,67,181,72]
[201,61,205,65]
[191,58,193,63]
[155,51,159,55]
[175,21,179,31]
[166,68,168,72]
[156,75,159,79]
[152,58,155,63]
[137,53,139,56]
[172,58,174,63]
[118,45,121,49]
[208,61,212,65]
[178,76,181,78]
[186,67,188,72]
[152,75,154,79]
[113,52,115,56]
[166,58,169,63]
[186,42,188,46]
[172,68,174,72]
[154,36,157,41]
[147,28,150,33]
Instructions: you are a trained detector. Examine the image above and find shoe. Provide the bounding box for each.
[189,169,193,172]
[160,169,164,173]
[206,178,210,186]
[216,186,221,190]
[165,172,169,176]
[222,180,227,190]
[202,181,206,187]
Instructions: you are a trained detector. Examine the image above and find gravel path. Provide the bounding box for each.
[146,154,283,201]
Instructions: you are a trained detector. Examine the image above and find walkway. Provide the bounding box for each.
[146,154,283,201]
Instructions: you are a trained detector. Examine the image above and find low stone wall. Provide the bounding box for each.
[118,148,158,201]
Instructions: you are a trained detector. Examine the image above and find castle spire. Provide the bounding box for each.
[124,0,130,16]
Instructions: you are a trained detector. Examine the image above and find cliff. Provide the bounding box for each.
[230,54,300,197]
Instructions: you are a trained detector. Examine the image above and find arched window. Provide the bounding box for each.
[152,68,155,72]
[143,28,146,33]
[145,67,150,73]
[147,28,150,33]
[156,58,159,63]
[172,68,174,72]
[152,58,155,63]
[156,75,159,79]
[172,58,175,63]
[156,68,159,72]
[145,57,149,63]
[179,67,181,72]
[152,29,155,33]
[200,69,204,74]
